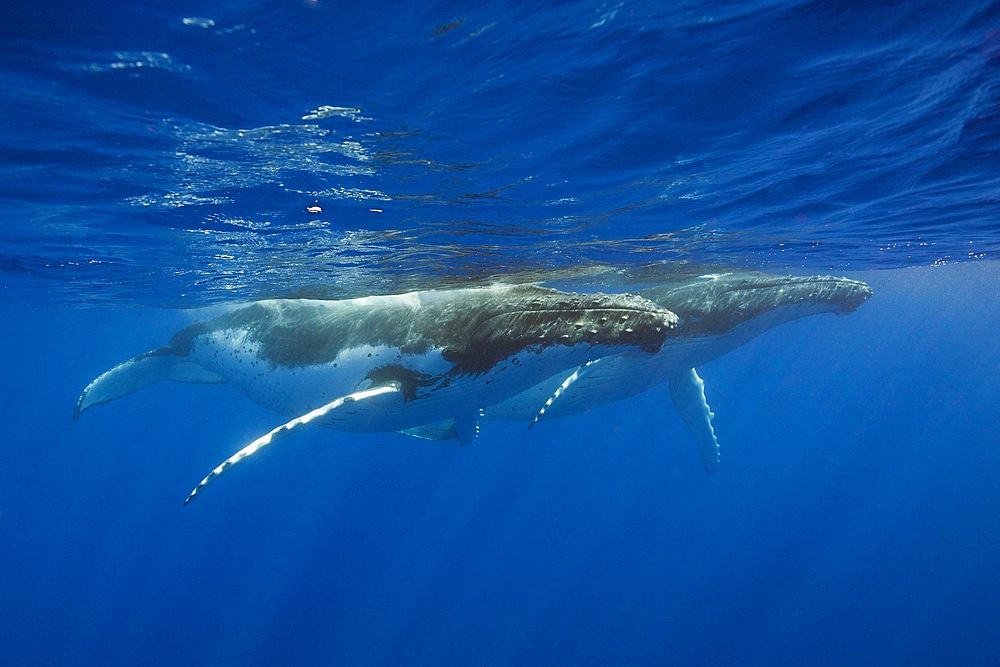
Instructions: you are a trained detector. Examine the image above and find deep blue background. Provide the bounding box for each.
[3,0,1000,665]
[3,264,999,666]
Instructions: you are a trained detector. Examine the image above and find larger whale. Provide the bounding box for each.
[396,270,872,471]
[74,270,871,503]
[472,271,872,470]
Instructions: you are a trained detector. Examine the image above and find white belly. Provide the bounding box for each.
[190,326,642,433]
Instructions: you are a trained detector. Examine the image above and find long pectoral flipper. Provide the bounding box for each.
[668,368,720,472]
[184,383,403,504]
[74,349,225,421]
[397,419,458,441]
[529,358,603,428]
[74,348,176,420]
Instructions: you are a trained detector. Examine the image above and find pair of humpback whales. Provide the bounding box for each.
[75,268,872,503]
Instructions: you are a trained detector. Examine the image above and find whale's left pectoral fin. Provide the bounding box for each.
[164,362,226,385]
[668,368,720,473]
[184,382,403,505]
[396,411,485,445]
[74,347,182,421]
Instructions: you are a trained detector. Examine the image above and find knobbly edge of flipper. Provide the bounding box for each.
[529,358,603,428]
[668,368,720,472]
[184,383,403,505]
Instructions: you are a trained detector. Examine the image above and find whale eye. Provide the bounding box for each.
[441,348,463,363]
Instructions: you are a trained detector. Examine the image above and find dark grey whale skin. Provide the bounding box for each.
[73,271,872,430]
[74,284,681,422]
[71,270,874,498]
[480,270,874,430]
[165,284,677,372]
[636,271,873,335]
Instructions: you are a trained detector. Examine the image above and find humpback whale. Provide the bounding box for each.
[476,271,872,470]
[74,270,872,503]
[75,284,678,502]
[396,271,872,471]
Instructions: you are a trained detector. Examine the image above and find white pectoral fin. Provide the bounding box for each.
[164,362,226,384]
[184,383,403,505]
[668,368,720,473]
[74,347,181,421]
[529,358,602,428]
[397,418,458,441]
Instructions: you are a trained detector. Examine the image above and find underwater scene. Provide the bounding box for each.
[2,1,999,665]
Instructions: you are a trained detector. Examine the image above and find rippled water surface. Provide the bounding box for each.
[3,0,1000,305]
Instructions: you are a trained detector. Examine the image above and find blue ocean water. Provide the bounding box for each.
[2,1,999,666]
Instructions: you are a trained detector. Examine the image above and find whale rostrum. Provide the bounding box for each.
[74,271,872,502]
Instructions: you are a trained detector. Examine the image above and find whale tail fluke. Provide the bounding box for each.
[73,348,225,421]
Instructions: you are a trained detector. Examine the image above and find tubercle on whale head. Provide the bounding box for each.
[792,276,872,316]
[835,279,874,314]
[762,276,874,319]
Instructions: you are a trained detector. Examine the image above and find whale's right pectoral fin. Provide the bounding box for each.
[397,418,458,441]
[74,347,187,421]
[184,382,404,505]
[668,368,720,473]
[529,358,603,428]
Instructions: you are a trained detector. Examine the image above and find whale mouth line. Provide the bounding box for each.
[714,279,874,307]
[720,278,869,291]
[504,306,670,315]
